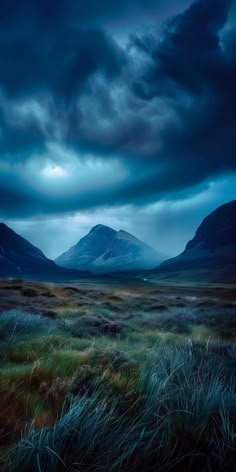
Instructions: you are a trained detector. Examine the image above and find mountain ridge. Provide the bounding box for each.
[56,224,164,273]
[148,200,236,283]
[0,222,89,278]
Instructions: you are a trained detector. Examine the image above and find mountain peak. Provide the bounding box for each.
[56,225,164,273]
[90,224,116,234]
[185,200,236,252]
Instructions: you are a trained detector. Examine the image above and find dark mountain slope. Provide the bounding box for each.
[0,223,78,277]
[148,201,236,284]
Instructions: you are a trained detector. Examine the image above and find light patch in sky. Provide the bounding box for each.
[22,144,128,198]
[42,164,68,179]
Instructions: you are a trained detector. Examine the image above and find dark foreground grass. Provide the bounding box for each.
[3,340,236,472]
[1,281,236,472]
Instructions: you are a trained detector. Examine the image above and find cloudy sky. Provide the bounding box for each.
[0,0,236,259]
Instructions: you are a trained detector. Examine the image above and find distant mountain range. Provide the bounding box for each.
[55,224,164,273]
[148,200,236,283]
[1,200,236,282]
[0,223,84,278]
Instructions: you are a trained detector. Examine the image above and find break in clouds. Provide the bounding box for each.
[0,0,236,257]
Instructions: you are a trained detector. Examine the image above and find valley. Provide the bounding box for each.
[0,201,236,470]
[0,277,236,470]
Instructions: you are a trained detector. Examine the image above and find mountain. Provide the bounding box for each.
[0,223,79,278]
[55,224,164,273]
[148,201,236,284]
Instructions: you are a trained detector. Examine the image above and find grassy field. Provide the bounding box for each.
[0,278,236,471]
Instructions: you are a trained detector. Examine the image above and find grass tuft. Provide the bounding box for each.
[4,341,236,472]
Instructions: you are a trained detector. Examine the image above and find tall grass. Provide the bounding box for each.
[5,341,236,472]
[0,310,62,343]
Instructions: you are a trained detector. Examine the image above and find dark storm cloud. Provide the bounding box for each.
[0,0,236,219]
[0,0,126,159]
[127,0,236,182]
[135,0,233,94]
[0,0,182,29]
[0,0,182,100]
[0,26,124,100]
[69,0,236,169]
[0,103,47,157]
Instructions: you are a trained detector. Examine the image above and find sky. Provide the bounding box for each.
[0,0,236,259]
